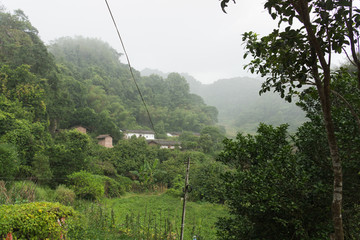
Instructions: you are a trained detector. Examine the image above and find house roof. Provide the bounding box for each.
[167,132,181,136]
[125,130,155,134]
[96,134,112,139]
[147,140,180,146]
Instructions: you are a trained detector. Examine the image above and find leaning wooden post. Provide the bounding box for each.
[180,157,191,240]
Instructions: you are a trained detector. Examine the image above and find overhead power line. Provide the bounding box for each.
[104,0,156,133]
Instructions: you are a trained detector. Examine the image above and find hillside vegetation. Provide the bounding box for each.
[0,8,219,143]
[0,8,229,239]
[142,69,306,136]
[48,37,218,138]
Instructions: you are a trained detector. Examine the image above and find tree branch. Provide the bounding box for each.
[344,1,360,89]
[331,89,360,132]
[342,47,356,66]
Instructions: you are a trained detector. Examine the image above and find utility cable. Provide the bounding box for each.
[104,0,156,133]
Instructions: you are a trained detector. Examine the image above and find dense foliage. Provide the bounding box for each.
[0,202,75,239]
[221,0,360,239]
[216,75,360,238]
[0,7,222,193]
[48,36,218,135]
[217,124,332,239]
[296,72,360,239]
[0,9,227,239]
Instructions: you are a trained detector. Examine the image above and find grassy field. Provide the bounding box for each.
[1,181,227,239]
[90,192,228,239]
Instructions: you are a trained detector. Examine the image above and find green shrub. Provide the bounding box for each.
[0,202,75,239]
[68,171,104,201]
[35,186,54,202]
[115,175,133,192]
[189,159,227,203]
[66,213,88,240]
[103,176,124,198]
[55,185,76,205]
[31,153,53,185]
[165,188,182,198]
[165,174,183,198]
[344,204,360,239]
[0,143,19,181]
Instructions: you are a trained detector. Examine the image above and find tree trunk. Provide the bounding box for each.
[292,1,345,238]
[322,99,344,240]
[312,66,344,240]
[49,118,58,134]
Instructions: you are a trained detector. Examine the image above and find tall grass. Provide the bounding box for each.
[69,193,227,239]
[66,200,134,240]
[106,193,228,239]
[0,180,54,204]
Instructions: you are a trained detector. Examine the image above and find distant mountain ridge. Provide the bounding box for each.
[141,69,306,136]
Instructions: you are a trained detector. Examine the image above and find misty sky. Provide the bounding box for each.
[0,0,345,84]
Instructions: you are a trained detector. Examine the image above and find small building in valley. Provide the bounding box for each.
[166,132,181,138]
[73,125,87,134]
[147,139,181,149]
[123,130,155,140]
[96,134,113,148]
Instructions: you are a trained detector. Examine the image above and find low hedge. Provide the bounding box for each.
[68,171,105,201]
[68,171,129,200]
[0,202,75,239]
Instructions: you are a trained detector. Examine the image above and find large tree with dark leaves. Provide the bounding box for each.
[221,1,360,239]
[0,8,62,131]
[0,9,55,76]
[217,124,333,239]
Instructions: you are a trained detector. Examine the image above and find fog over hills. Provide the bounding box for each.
[141,69,306,136]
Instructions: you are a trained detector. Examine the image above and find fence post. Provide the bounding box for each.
[180,157,191,240]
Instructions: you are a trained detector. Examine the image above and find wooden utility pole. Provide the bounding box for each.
[180,157,191,240]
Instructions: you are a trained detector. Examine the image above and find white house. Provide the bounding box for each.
[123,130,155,140]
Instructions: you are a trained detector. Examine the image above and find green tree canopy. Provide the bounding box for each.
[0,9,56,76]
[217,124,332,239]
[49,129,94,185]
[220,1,360,238]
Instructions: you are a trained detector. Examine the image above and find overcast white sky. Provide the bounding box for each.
[0,0,293,83]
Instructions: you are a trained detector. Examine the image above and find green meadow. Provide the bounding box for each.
[71,192,228,240]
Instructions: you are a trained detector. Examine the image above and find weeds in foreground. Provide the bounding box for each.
[0,183,223,239]
[0,180,37,204]
[120,210,178,239]
[67,202,131,240]
[71,197,210,240]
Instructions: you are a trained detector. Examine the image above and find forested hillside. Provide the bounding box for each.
[141,70,306,136]
[0,8,219,141]
[0,7,225,190]
[0,8,223,172]
[48,37,218,137]
[0,9,227,238]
